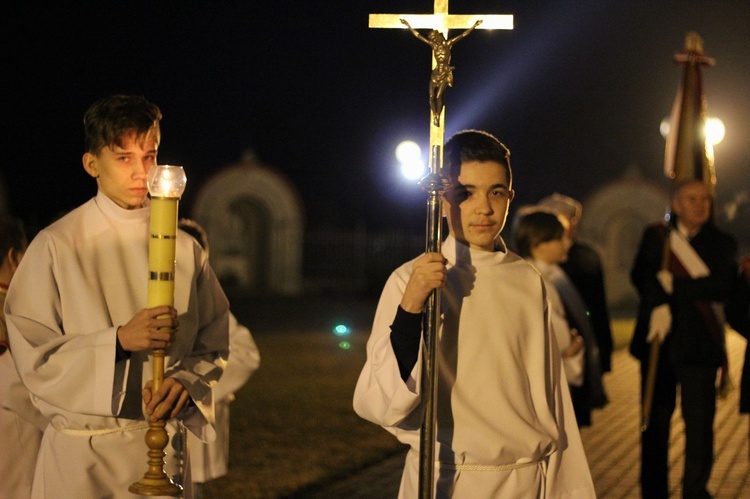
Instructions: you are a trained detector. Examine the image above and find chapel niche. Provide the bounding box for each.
[192,153,304,295]
[578,169,668,313]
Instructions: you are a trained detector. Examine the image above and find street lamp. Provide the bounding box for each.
[396,140,425,180]
[660,116,725,145]
[705,117,725,146]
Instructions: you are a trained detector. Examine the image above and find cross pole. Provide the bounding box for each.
[369,3,512,498]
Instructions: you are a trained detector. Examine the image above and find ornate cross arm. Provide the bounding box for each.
[370,6,512,132]
[369,14,513,30]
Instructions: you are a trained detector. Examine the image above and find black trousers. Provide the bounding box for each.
[640,356,716,499]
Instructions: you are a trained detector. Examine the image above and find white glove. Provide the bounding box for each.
[647,303,672,344]
[657,270,673,295]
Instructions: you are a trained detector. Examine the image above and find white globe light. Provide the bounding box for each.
[395,141,422,163]
[401,160,426,180]
[705,117,725,145]
[395,140,425,180]
[659,116,725,146]
[147,165,187,198]
[659,117,670,139]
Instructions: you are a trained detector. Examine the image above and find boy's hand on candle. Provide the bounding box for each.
[117,306,179,352]
[143,377,190,421]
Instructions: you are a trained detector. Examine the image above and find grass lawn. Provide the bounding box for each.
[202,296,405,498]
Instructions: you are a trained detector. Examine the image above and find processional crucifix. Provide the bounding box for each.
[369,3,513,498]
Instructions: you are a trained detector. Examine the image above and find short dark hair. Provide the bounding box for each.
[513,211,564,258]
[444,130,512,188]
[0,217,27,260]
[83,95,162,155]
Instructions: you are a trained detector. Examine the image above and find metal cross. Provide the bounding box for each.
[370,1,512,148]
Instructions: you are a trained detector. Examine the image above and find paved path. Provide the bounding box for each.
[306,331,750,498]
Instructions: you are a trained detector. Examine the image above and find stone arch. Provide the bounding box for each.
[578,173,668,311]
[192,157,304,295]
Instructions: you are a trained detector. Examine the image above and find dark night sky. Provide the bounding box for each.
[4,1,750,235]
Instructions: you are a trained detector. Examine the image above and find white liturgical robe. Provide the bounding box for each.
[353,235,594,498]
[188,312,260,483]
[5,191,229,499]
[0,290,46,499]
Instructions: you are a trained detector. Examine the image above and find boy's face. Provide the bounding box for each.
[82,131,158,210]
[443,160,514,252]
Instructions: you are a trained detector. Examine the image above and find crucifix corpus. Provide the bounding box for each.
[369,3,513,498]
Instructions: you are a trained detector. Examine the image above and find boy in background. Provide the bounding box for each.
[0,217,47,498]
[179,218,260,497]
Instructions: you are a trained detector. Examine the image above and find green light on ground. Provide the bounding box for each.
[334,324,350,336]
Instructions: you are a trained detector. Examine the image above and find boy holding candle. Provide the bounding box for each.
[353,130,594,497]
[4,95,230,498]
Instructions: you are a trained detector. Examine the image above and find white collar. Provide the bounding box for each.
[442,234,510,267]
[676,220,701,239]
[94,190,150,224]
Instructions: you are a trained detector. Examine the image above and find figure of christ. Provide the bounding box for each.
[401,19,482,126]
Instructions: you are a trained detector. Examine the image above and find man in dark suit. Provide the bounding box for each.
[630,179,737,498]
[725,257,750,416]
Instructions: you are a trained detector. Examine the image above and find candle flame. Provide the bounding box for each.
[148,165,187,198]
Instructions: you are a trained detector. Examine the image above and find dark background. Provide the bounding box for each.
[5,1,749,235]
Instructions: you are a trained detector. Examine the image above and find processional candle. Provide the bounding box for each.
[129,164,186,497]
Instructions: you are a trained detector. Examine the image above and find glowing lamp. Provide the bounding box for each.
[148,165,187,198]
[396,140,426,180]
[659,116,725,146]
[705,117,725,146]
[333,324,351,336]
